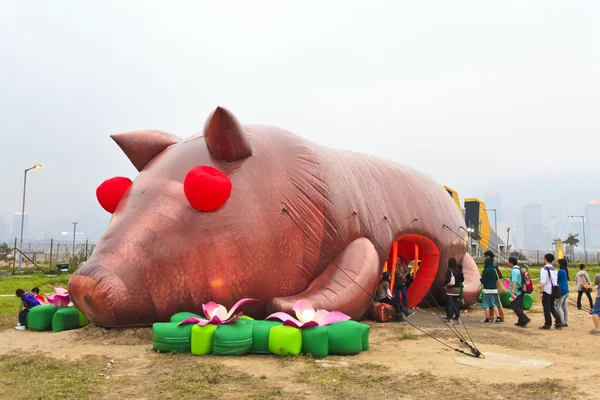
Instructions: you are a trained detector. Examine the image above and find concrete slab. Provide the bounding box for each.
[455,352,553,369]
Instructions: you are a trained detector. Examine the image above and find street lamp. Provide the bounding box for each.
[568,215,586,262]
[506,227,510,253]
[18,164,42,273]
[466,227,475,256]
[72,222,78,264]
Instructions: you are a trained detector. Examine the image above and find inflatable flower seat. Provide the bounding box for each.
[26,288,89,332]
[152,300,370,358]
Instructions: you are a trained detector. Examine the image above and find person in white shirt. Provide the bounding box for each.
[539,253,562,330]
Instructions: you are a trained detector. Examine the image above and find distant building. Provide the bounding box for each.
[12,213,29,240]
[0,215,5,240]
[523,203,543,249]
[484,192,503,222]
[585,201,600,250]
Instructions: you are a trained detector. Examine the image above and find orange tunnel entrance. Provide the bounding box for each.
[384,234,440,308]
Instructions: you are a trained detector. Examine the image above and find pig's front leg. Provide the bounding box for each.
[267,238,380,320]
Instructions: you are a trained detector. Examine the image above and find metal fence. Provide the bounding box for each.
[469,247,599,265]
[0,238,97,270]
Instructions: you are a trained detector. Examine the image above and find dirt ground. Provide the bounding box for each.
[0,300,598,400]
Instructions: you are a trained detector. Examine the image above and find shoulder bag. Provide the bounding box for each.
[546,268,562,299]
[495,270,507,294]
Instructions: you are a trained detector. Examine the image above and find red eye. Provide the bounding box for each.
[184,166,232,211]
[96,177,132,214]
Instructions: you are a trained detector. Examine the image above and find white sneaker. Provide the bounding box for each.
[15,325,25,330]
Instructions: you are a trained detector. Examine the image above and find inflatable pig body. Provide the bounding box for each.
[69,107,479,327]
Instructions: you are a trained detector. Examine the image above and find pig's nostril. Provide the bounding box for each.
[84,296,92,306]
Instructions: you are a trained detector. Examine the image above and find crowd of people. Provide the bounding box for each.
[376,251,600,335]
[473,251,600,334]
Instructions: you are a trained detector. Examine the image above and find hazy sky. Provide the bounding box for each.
[1,1,599,240]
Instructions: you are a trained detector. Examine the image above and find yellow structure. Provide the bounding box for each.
[555,239,564,260]
[464,198,491,251]
[443,186,461,211]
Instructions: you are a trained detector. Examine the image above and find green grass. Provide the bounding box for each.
[0,274,71,329]
[477,263,600,281]
[396,332,418,341]
[0,274,70,295]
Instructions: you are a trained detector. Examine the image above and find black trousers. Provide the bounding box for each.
[510,293,530,325]
[542,292,561,327]
[577,290,594,310]
[379,297,401,314]
[446,295,460,320]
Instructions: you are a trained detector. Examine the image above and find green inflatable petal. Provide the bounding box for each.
[27,305,57,331]
[212,321,253,356]
[523,293,533,310]
[191,324,218,355]
[301,326,329,358]
[268,325,302,356]
[52,307,80,332]
[327,321,365,355]
[250,320,282,354]
[152,322,194,353]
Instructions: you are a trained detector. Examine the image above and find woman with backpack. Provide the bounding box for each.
[555,258,570,327]
[442,257,464,324]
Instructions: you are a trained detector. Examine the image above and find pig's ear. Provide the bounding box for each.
[111,130,181,172]
[203,107,253,162]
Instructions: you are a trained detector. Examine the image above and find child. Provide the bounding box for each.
[15,288,41,330]
[31,287,45,304]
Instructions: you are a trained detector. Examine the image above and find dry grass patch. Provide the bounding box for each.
[0,351,105,399]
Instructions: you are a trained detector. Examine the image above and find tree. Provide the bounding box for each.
[0,241,10,254]
[511,251,528,261]
[564,234,580,247]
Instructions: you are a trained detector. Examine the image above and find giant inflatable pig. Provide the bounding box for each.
[69,107,480,327]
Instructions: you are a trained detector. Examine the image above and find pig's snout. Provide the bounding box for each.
[69,264,145,327]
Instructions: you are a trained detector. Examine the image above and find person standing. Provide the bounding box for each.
[394,257,415,318]
[442,257,464,324]
[555,258,570,327]
[591,274,600,335]
[539,254,562,330]
[508,257,531,327]
[480,257,501,323]
[484,250,504,322]
[576,264,594,312]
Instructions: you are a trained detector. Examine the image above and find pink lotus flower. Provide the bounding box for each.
[178,298,257,326]
[265,300,351,328]
[46,288,72,308]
